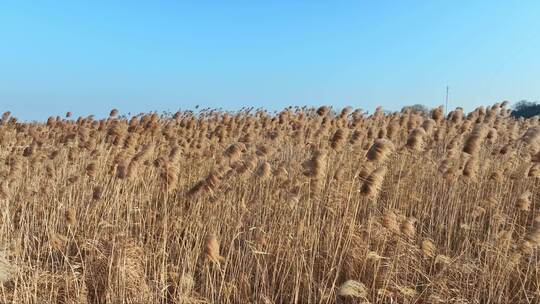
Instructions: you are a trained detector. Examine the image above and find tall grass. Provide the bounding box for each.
[0,103,538,303]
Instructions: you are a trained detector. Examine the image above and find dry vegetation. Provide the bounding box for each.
[0,102,539,303]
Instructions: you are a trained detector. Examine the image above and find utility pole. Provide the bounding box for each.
[443,85,450,153]
[445,86,449,116]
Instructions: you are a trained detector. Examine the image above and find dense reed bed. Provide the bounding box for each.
[0,102,538,303]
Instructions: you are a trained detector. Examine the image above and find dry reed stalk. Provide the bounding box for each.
[84,237,150,303]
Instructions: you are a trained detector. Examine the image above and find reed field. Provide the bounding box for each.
[0,102,539,304]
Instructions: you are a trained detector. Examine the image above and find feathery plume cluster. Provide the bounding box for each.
[421,239,436,258]
[330,128,348,150]
[516,191,531,211]
[338,280,367,298]
[255,161,272,179]
[462,156,479,180]
[187,166,227,197]
[400,218,416,238]
[406,128,427,151]
[463,123,488,155]
[520,126,540,147]
[204,234,224,263]
[302,148,327,193]
[366,139,394,163]
[381,210,399,232]
[360,166,387,198]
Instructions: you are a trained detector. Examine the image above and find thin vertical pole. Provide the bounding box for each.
[445,86,449,116]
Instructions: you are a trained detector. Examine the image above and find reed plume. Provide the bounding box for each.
[360,166,387,198]
[302,149,327,179]
[338,280,367,298]
[431,106,444,122]
[406,128,426,151]
[421,239,436,258]
[463,156,479,180]
[256,161,272,179]
[463,123,488,155]
[366,139,394,163]
[381,210,399,232]
[204,234,224,263]
[330,128,347,150]
[516,191,531,211]
[400,218,416,238]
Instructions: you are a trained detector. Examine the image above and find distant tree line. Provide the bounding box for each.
[511,100,540,118]
[401,104,430,115]
[399,100,540,119]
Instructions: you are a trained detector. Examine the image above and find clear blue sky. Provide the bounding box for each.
[1,1,539,121]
